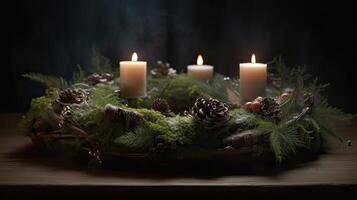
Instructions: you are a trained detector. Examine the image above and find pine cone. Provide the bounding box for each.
[152,98,170,113]
[191,98,230,128]
[260,97,281,121]
[57,88,88,105]
[151,61,176,76]
[84,73,113,85]
[58,105,76,127]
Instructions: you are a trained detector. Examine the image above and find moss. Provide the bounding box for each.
[145,116,196,145]
[17,90,58,134]
[136,108,165,122]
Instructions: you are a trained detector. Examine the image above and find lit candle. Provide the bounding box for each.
[119,52,147,98]
[239,54,267,103]
[187,54,214,81]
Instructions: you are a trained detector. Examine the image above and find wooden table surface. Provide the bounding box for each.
[1,114,356,198]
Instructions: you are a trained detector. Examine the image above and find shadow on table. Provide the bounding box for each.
[8,143,323,180]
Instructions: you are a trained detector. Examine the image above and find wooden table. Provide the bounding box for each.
[1,114,356,199]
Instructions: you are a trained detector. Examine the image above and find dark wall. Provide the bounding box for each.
[7,0,357,113]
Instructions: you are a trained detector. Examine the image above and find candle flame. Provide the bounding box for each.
[132,52,138,61]
[251,54,256,63]
[197,54,203,65]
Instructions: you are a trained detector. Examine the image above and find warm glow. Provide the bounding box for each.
[251,54,256,64]
[197,54,203,65]
[131,52,138,61]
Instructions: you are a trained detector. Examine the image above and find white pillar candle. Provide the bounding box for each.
[119,52,147,98]
[239,54,267,103]
[187,54,214,81]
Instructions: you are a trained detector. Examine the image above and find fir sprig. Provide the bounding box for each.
[91,48,115,75]
[73,64,86,83]
[22,73,69,89]
[312,105,354,141]
[258,119,305,162]
[90,84,119,107]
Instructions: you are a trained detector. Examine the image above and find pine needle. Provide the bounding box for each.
[90,84,119,107]
[72,64,86,83]
[258,119,304,162]
[91,47,115,75]
[312,105,355,142]
[22,73,69,89]
[114,128,155,151]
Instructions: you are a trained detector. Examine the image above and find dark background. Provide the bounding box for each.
[6,0,357,113]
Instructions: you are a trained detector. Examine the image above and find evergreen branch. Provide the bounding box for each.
[258,119,304,162]
[91,47,115,74]
[72,64,86,83]
[312,105,355,142]
[22,73,69,89]
[114,129,155,151]
[280,78,304,118]
[90,84,120,107]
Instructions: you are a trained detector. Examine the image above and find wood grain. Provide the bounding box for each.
[0,113,356,198]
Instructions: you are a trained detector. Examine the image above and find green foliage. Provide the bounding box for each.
[23,73,69,89]
[87,108,165,152]
[271,56,287,79]
[114,115,196,151]
[213,108,258,141]
[230,108,257,127]
[270,56,311,89]
[30,95,55,114]
[114,128,155,152]
[312,105,354,141]
[89,120,127,152]
[258,119,304,162]
[306,78,329,100]
[127,98,149,108]
[148,74,229,112]
[91,47,115,75]
[155,116,196,144]
[17,89,58,134]
[136,108,165,122]
[208,73,231,94]
[90,84,119,107]
[72,64,86,83]
[280,79,304,118]
[71,107,104,130]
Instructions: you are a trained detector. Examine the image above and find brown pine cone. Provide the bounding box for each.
[151,98,170,113]
[56,88,88,105]
[260,97,281,121]
[84,73,113,85]
[191,98,230,128]
[151,61,176,76]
